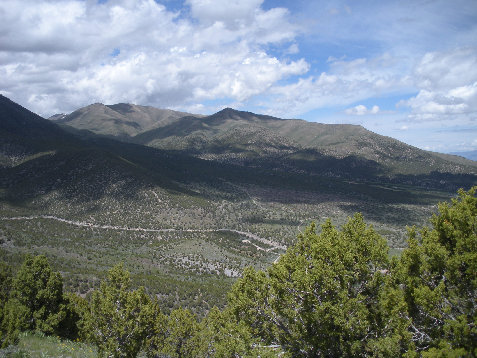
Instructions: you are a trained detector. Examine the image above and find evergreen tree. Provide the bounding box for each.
[194,306,278,357]
[0,262,12,307]
[0,263,15,348]
[397,186,477,356]
[162,307,200,358]
[10,256,67,333]
[84,263,160,358]
[0,255,75,347]
[229,214,413,357]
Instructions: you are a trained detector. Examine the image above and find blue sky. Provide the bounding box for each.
[1,0,476,153]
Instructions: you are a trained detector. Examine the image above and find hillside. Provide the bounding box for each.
[51,102,201,139]
[0,95,475,314]
[450,150,477,161]
[133,107,477,178]
[58,104,477,189]
[0,95,83,167]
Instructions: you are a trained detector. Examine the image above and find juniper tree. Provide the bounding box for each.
[229,214,412,357]
[396,186,477,356]
[84,263,160,358]
[0,255,73,347]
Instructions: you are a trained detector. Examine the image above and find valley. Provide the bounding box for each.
[0,94,475,314]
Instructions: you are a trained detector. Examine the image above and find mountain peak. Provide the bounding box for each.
[214,107,240,116]
[218,107,236,113]
[106,103,135,114]
[211,107,282,122]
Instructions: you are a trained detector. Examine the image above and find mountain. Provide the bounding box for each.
[1,95,280,310]
[1,95,475,314]
[51,102,201,139]
[57,104,477,189]
[134,107,477,177]
[0,95,82,167]
[450,150,477,161]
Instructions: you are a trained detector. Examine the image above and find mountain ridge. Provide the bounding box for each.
[52,102,202,139]
[54,101,477,183]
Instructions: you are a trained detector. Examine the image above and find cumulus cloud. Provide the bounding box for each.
[186,0,263,28]
[264,53,413,117]
[0,0,305,116]
[345,105,379,116]
[401,47,477,121]
[1,0,476,155]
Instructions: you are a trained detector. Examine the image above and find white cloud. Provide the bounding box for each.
[0,0,305,116]
[265,53,413,117]
[186,0,263,28]
[401,47,477,121]
[345,104,379,116]
[284,43,299,55]
[1,0,476,154]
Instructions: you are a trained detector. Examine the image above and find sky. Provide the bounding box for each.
[1,0,476,154]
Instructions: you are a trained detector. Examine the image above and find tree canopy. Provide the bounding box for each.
[229,214,413,357]
[0,187,475,357]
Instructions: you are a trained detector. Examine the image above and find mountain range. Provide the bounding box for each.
[450,150,477,161]
[1,94,476,312]
[54,101,477,187]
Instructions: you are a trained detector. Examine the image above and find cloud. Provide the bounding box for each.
[0,0,305,116]
[186,0,263,28]
[401,47,477,121]
[1,0,476,155]
[345,105,379,116]
[284,43,299,55]
[264,53,413,117]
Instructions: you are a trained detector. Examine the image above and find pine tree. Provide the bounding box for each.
[162,307,200,358]
[0,255,73,347]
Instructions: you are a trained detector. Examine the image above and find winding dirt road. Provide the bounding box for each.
[1,215,285,252]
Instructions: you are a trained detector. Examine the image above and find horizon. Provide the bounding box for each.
[0,0,476,154]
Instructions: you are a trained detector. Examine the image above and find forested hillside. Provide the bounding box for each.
[1,187,475,357]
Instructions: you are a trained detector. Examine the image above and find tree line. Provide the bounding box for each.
[0,187,475,357]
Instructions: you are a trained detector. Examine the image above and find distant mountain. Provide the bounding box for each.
[134,107,477,176]
[450,150,477,161]
[48,113,67,121]
[52,103,201,139]
[56,103,477,188]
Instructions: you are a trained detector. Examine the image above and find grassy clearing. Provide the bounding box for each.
[0,332,97,358]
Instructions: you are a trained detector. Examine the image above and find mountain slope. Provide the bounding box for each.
[0,95,83,167]
[52,103,201,139]
[1,95,474,314]
[133,108,477,187]
[57,104,477,184]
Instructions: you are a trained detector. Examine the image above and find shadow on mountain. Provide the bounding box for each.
[338,201,434,227]
[389,172,477,192]
[133,116,212,144]
[0,149,149,205]
[1,94,475,209]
